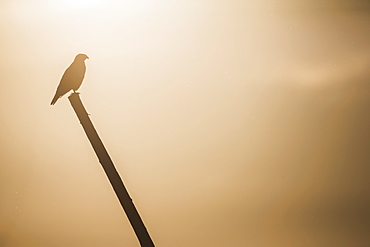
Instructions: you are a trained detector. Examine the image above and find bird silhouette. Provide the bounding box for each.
[51,53,89,105]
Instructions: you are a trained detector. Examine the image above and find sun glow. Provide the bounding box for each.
[49,0,157,13]
[54,0,103,10]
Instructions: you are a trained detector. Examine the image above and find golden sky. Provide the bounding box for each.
[0,1,369,246]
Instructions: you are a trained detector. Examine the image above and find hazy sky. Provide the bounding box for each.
[0,1,369,246]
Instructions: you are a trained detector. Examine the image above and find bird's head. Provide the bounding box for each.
[75,53,89,61]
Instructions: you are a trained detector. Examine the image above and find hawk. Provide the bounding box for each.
[51,53,89,105]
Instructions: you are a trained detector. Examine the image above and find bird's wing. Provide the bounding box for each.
[60,66,75,87]
[52,66,75,99]
[50,61,86,105]
[63,63,86,88]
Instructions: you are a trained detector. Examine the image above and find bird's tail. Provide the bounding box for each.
[50,94,59,105]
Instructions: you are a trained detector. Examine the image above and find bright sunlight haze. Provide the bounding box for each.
[0,1,369,246]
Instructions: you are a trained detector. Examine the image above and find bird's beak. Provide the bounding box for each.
[86,56,89,59]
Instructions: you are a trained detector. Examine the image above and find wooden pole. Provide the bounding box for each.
[68,93,155,247]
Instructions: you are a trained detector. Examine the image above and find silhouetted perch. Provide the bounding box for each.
[68,92,155,247]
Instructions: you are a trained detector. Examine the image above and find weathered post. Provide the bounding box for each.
[68,92,155,247]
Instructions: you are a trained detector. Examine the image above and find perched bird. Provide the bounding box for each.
[51,53,89,105]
